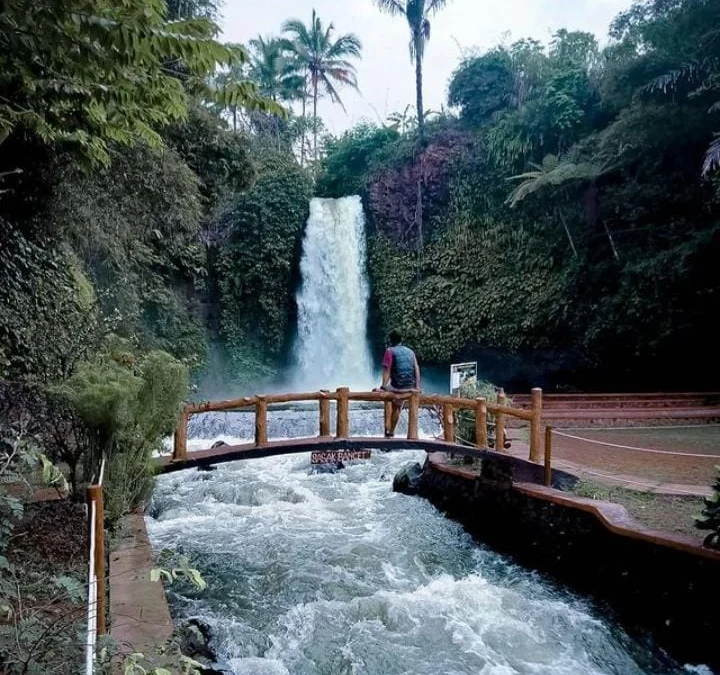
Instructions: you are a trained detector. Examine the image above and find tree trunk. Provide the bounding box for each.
[300,71,308,167]
[558,210,578,257]
[232,106,237,133]
[313,76,319,165]
[414,32,425,135]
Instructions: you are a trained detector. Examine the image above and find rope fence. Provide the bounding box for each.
[552,430,720,459]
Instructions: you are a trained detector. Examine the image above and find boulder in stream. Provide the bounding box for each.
[393,462,425,496]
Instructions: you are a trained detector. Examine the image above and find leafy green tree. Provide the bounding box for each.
[282,10,362,163]
[316,124,400,198]
[373,0,452,134]
[449,50,514,126]
[165,0,220,20]
[0,0,270,164]
[164,106,256,207]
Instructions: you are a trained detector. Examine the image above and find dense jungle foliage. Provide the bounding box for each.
[318,0,720,390]
[1,0,720,669]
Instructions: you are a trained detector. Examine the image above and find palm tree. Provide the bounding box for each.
[645,54,720,175]
[507,154,619,260]
[282,10,362,163]
[373,0,451,135]
[248,35,305,103]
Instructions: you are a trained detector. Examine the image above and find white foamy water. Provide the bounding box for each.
[147,419,689,675]
[293,197,374,391]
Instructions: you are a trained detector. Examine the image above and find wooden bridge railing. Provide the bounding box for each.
[173,387,544,464]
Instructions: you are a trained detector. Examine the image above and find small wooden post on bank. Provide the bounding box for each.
[442,403,455,442]
[87,485,106,635]
[495,389,506,452]
[255,396,268,447]
[544,426,553,487]
[336,387,349,438]
[173,407,189,461]
[475,397,488,449]
[318,391,330,437]
[408,391,420,440]
[529,387,543,463]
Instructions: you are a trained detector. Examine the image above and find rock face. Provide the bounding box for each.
[178,619,233,674]
[393,462,425,496]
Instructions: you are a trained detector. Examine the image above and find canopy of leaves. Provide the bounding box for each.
[0,0,270,163]
[316,125,400,198]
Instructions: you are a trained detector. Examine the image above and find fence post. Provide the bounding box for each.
[442,403,454,442]
[255,396,268,447]
[173,407,188,461]
[408,391,420,440]
[87,485,106,635]
[544,426,553,487]
[319,391,330,437]
[495,389,506,452]
[336,387,349,438]
[530,387,543,463]
[475,397,488,448]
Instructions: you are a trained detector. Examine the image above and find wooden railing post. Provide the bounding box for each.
[530,387,543,463]
[87,485,106,635]
[442,403,454,442]
[495,389,506,453]
[383,400,392,435]
[173,407,189,461]
[336,387,349,438]
[318,390,330,437]
[475,397,488,448]
[255,396,268,447]
[408,391,420,440]
[544,426,553,487]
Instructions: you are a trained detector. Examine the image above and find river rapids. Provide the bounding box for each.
[146,412,702,675]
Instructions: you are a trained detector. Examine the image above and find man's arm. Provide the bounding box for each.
[414,356,421,390]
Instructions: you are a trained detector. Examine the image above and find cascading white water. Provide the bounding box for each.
[293,196,374,391]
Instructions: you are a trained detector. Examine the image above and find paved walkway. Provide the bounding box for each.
[110,513,173,655]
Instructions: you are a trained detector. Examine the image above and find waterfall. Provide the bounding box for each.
[293,196,374,391]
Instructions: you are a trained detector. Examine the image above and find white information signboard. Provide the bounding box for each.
[450,362,478,395]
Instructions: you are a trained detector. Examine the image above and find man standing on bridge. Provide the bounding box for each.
[375,329,421,438]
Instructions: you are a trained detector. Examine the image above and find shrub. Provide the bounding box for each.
[455,380,512,449]
[696,468,720,549]
[57,338,188,524]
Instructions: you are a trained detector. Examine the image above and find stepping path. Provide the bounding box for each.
[110,513,173,655]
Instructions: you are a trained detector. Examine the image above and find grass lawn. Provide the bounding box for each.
[572,481,707,541]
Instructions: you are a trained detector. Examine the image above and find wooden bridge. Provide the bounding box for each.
[160,387,547,476]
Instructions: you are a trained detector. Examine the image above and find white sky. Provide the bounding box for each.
[221,0,634,134]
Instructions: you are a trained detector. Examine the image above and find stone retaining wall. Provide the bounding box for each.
[414,454,720,671]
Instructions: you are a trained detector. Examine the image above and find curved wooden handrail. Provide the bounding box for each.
[173,386,544,465]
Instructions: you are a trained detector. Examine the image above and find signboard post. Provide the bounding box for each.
[450,362,478,396]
